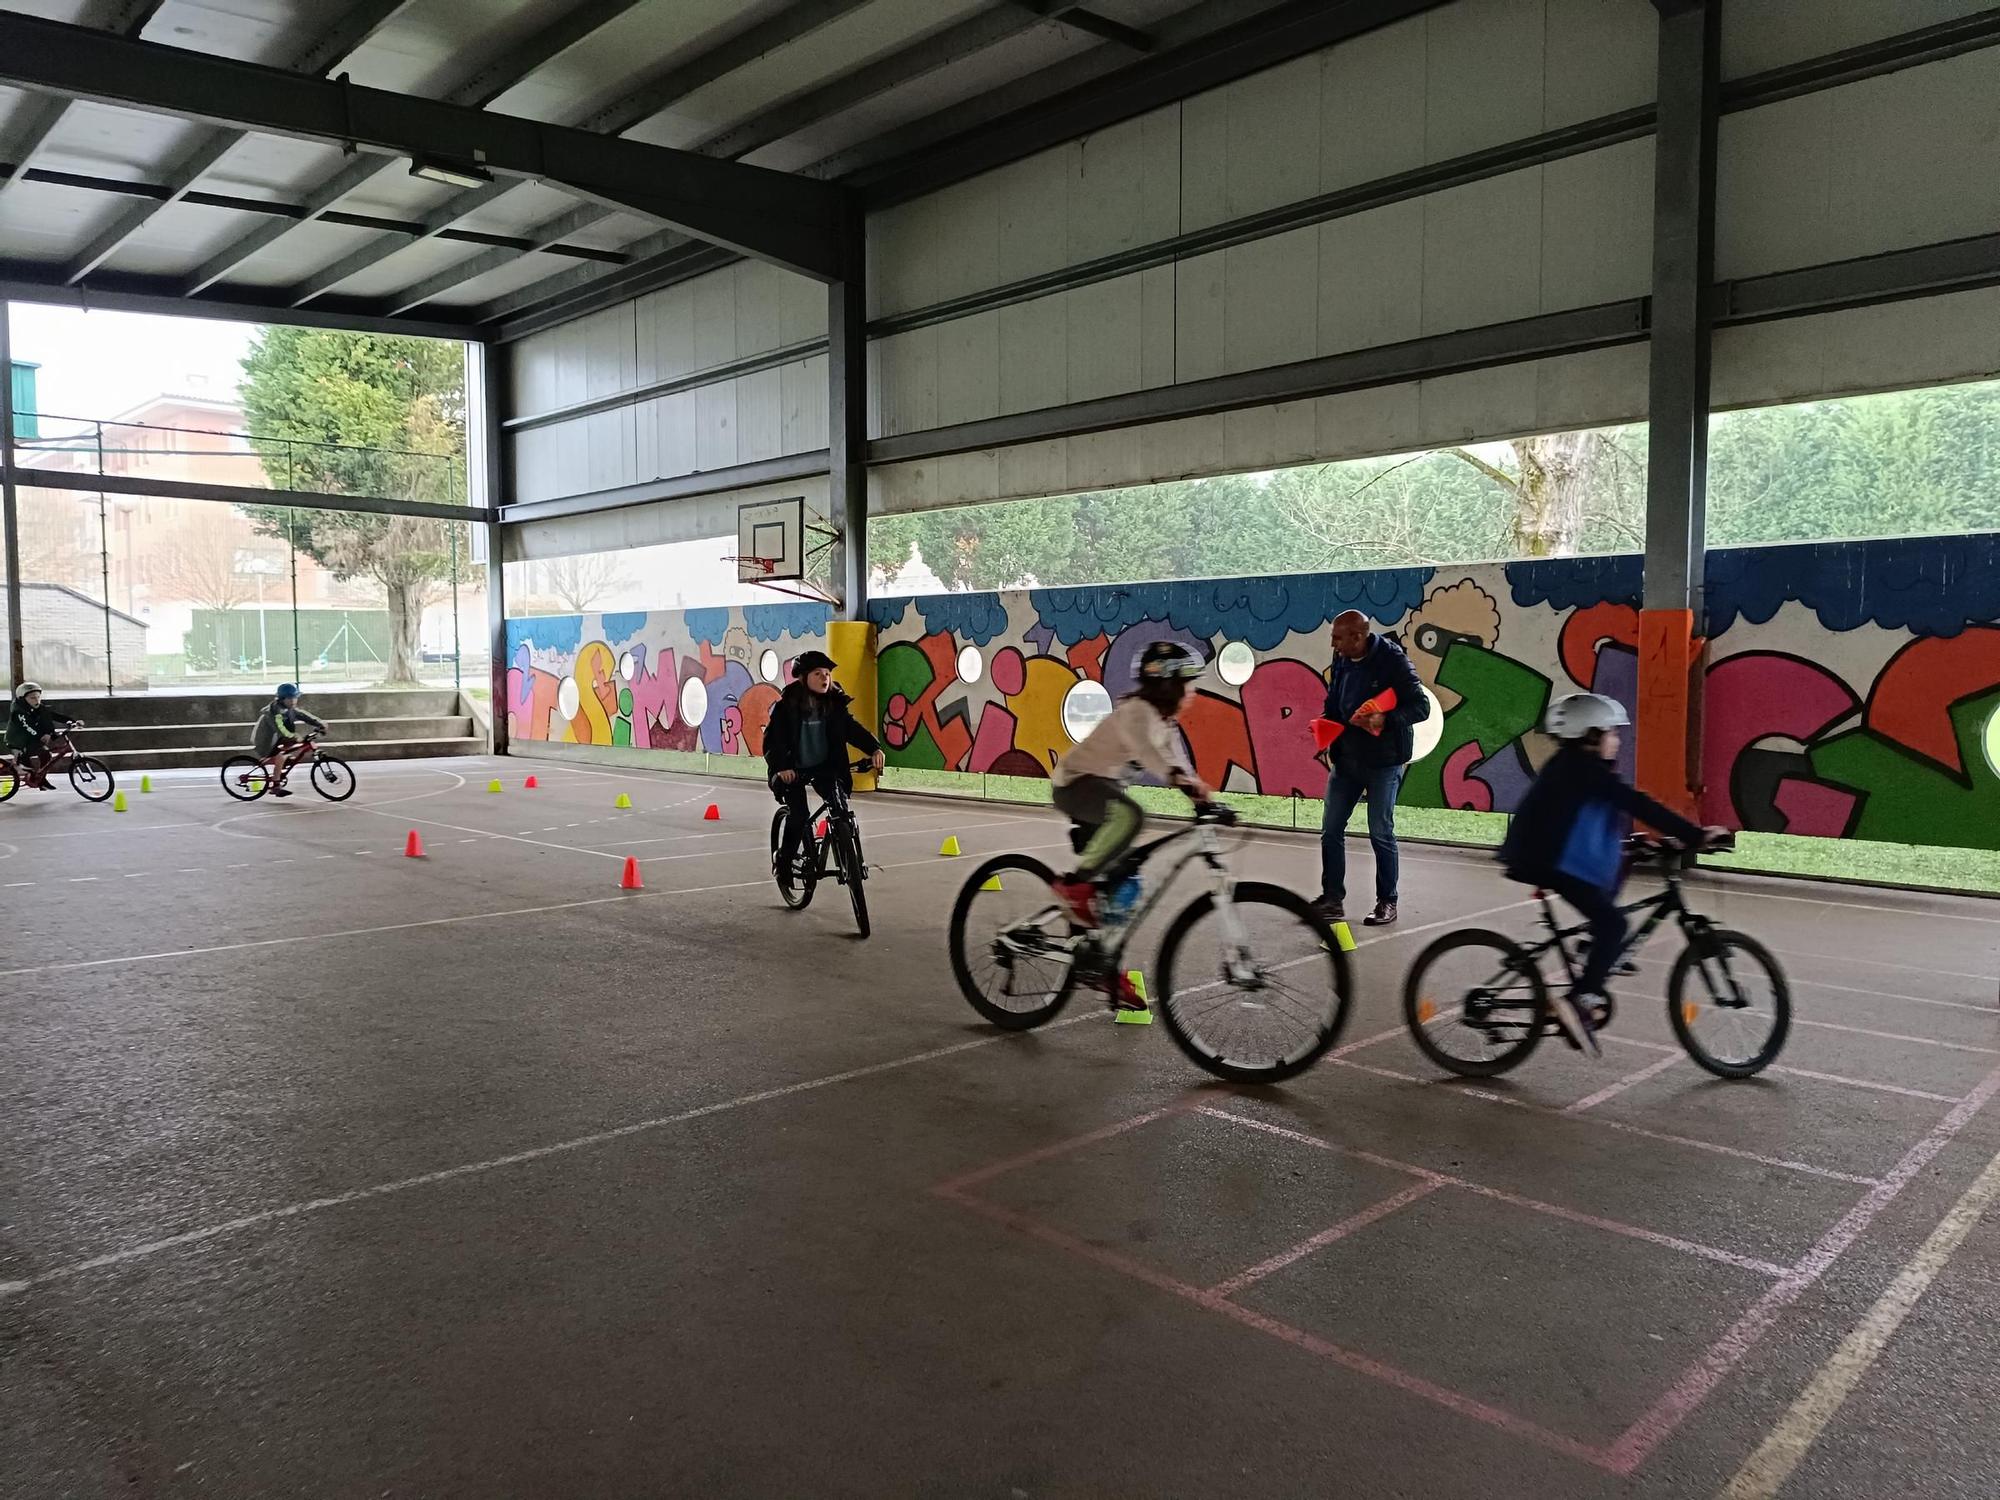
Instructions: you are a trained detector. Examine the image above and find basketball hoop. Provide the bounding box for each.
[723,554,780,579]
[729,496,843,606]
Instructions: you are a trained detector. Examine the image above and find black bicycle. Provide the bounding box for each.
[947,803,1352,1084]
[770,758,873,938]
[1404,835,1789,1080]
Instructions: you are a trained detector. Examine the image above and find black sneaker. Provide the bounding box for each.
[1308,897,1345,925]
[272,787,294,798]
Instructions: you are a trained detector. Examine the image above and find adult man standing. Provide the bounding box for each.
[1315,609,1429,927]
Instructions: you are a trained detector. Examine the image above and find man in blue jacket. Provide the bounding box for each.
[1315,610,1430,928]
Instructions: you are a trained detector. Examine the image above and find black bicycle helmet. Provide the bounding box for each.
[1136,641,1203,683]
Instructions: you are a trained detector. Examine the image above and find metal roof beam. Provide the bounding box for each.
[0,271,477,340]
[1017,2,1154,52]
[283,0,878,312]
[382,204,615,317]
[0,0,167,210]
[0,12,854,281]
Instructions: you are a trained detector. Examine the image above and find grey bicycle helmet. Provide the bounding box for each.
[1543,692,1630,741]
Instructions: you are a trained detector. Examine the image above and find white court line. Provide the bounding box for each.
[1794,1017,1999,1056]
[1767,945,1997,985]
[1716,1144,2000,1499]
[1566,1053,1682,1113]
[1630,954,1995,1018]
[0,1006,1109,1304]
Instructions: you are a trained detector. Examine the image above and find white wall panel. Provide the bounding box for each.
[1722,0,1992,79]
[1423,0,1545,162]
[506,477,832,564]
[1318,16,1427,193]
[1222,226,1318,372]
[1540,137,1655,311]
[1713,286,2000,410]
[1421,171,1543,334]
[997,295,1067,416]
[1544,0,1656,129]
[1717,51,2000,280]
[1316,200,1424,355]
[1066,275,1146,402]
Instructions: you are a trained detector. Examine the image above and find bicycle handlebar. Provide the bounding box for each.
[1627,831,1735,858]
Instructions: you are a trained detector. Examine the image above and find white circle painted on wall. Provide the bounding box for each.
[957,645,984,685]
[1061,679,1114,743]
[1216,640,1255,686]
[680,675,708,730]
[1410,684,1446,763]
[1984,698,2000,780]
[556,675,580,723]
[618,651,637,683]
[759,649,781,685]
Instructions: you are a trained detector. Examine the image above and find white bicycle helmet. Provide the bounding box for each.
[14,681,42,699]
[1543,692,1630,741]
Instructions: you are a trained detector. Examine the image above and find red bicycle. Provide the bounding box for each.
[0,725,115,804]
[220,735,356,802]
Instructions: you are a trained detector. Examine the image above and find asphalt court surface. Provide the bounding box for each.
[3,757,1998,1497]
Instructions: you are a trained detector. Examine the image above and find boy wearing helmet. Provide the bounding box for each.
[252,684,328,798]
[1499,692,1723,1056]
[6,683,79,788]
[764,650,885,889]
[1050,640,1213,939]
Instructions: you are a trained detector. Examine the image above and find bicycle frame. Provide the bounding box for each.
[1085,815,1250,974]
[1524,856,1714,987]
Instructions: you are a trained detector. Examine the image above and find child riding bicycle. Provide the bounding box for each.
[763,650,885,890]
[251,683,328,799]
[1049,641,1214,1006]
[6,682,81,790]
[1498,692,1726,1057]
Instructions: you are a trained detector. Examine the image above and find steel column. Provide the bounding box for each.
[829,222,869,619]
[0,300,22,688]
[471,342,511,756]
[1640,0,1721,820]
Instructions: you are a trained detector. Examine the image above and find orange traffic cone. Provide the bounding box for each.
[524,775,539,789]
[703,804,721,821]
[619,856,644,890]
[404,829,425,858]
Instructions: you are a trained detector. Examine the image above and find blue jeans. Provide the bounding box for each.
[1320,763,1406,906]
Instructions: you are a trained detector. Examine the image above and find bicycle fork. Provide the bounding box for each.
[1205,853,1260,988]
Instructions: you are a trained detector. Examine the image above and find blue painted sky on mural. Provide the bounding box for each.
[1027,569,1433,649]
[744,602,833,641]
[916,593,1011,646]
[1705,533,2000,636]
[505,615,582,658]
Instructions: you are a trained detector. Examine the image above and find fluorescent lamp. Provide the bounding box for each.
[410,158,491,191]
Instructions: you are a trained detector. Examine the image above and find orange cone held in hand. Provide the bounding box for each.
[703,804,721,821]
[403,830,425,858]
[1352,688,1397,734]
[1310,717,1345,752]
[619,856,644,890]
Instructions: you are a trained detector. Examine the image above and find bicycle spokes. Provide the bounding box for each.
[1162,891,1343,1075]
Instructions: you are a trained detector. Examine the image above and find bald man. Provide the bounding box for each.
[1315,610,1429,927]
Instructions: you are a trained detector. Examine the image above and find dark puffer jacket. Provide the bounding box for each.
[763,681,881,779]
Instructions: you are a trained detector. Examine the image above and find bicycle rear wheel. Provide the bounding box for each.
[1668,929,1789,1078]
[949,854,1080,1029]
[770,806,816,909]
[834,819,869,939]
[310,754,355,802]
[1157,883,1351,1083]
[221,755,272,801]
[0,760,17,802]
[1404,930,1549,1077]
[68,757,115,803]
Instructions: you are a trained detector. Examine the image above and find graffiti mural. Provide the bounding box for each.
[867,532,2000,852]
[504,532,2000,852]
[505,602,831,754]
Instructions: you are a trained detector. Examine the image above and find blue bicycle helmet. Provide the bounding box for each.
[276,682,300,699]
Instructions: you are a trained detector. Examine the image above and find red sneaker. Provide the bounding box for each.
[1051,877,1101,929]
[1102,971,1148,1011]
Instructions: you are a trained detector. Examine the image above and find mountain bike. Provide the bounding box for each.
[1403,835,1789,1080]
[947,803,1352,1084]
[770,758,874,938]
[0,726,115,803]
[220,735,356,803]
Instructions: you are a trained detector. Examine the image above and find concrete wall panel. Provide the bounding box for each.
[1722,0,1994,79]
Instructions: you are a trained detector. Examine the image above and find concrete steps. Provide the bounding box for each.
[51,690,486,770]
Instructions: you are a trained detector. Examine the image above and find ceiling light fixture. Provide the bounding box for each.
[410,156,492,191]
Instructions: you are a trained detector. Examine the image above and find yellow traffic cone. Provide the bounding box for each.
[615,792,632,810]
[979,874,1003,891]
[1115,970,1153,1024]
[1333,921,1357,953]
[112,790,128,812]
[939,835,962,856]
[139,774,153,793]
[487,779,503,793]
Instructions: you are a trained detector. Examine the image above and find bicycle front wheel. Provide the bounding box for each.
[834,820,869,938]
[310,754,355,802]
[770,806,815,909]
[1668,929,1789,1078]
[221,755,272,801]
[1157,883,1351,1084]
[948,854,1080,1030]
[69,757,115,803]
[1404,930,1548,1077]
[0,761,17,802]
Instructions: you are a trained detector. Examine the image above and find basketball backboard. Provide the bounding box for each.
[734,496,806,584]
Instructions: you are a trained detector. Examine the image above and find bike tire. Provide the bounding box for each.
[1667,929,1790,1079]
[0,761,17,802]
[770,806,815,909]
[836,821,870,939]
[948,853,1079,1030]
[310,753,356,802]
[69,757,116,803]
[1156,882,1351,1084]
[220,755,271,801]
[1404,929,1549,1078]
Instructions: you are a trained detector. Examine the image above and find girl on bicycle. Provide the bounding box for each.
[6,682,79,789]
[1049,640,1212,930]
[1499,693,1723,1057]
[252,684,328,799]
[764,650,884,891]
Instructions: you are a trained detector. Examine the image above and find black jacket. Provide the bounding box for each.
[1498,745,1705,884]
[1323,633,1430,772]
[763,682,880,779]
[6,702,74,751]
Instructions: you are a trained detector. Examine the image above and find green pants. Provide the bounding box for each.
[1053,775,1144,877]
